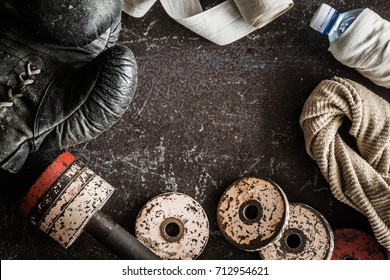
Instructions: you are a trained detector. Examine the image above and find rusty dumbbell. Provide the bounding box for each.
[20,151,159,260]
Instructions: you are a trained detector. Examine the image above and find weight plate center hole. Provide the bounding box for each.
[239,200,263,225]
[281,229,307,253]
[160,217,185,242]
[166,222,180,237]
[286,233,302,249]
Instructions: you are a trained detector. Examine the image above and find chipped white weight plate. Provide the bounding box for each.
[259,203,334,260]
[135,192,209,260]
[217,177,289,251]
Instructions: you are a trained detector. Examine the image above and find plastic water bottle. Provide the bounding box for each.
[310,4,364,44]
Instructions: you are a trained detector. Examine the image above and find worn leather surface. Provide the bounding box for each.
[3,0,124,46]
[0,8,137,173]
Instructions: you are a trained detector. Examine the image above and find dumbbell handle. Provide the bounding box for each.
[85,211,160,260]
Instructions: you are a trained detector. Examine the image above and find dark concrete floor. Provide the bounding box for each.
[1,0,389,260]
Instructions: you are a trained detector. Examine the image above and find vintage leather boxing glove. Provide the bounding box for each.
[0,3,137,173]
[3,0,124,47]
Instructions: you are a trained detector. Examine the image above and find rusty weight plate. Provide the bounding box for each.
[217,177,289,251]
[135,192,209,260]
[20,151,76,218]
[331,228,387,260]
[20,152,114,248]
[259,203,334,260]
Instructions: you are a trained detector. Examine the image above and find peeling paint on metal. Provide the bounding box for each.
[259,203,334,260]
[135,192,209,260]
[39,163,96,233]
[28,160,86,226]
[217,177,289,251]
[331,228,387,260]
[47,174,114,248]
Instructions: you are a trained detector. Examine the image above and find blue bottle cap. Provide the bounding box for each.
[310,4,337,33]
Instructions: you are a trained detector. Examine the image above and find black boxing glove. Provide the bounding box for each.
[3,0,123,47]
[0,7,137,173]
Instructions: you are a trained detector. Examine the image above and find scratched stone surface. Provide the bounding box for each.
[1,0,390,259]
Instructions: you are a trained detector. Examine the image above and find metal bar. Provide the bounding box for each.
[85,211,160,260]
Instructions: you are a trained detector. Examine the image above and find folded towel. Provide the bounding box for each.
[300,77,390,251]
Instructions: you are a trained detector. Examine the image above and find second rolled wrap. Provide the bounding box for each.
[122,0,294,45]
[329,9,390,88]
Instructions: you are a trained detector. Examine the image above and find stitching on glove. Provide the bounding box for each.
[0,62,41,108]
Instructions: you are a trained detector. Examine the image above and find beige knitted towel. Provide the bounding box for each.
[299,77,390,251]
[329,9,390,88]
